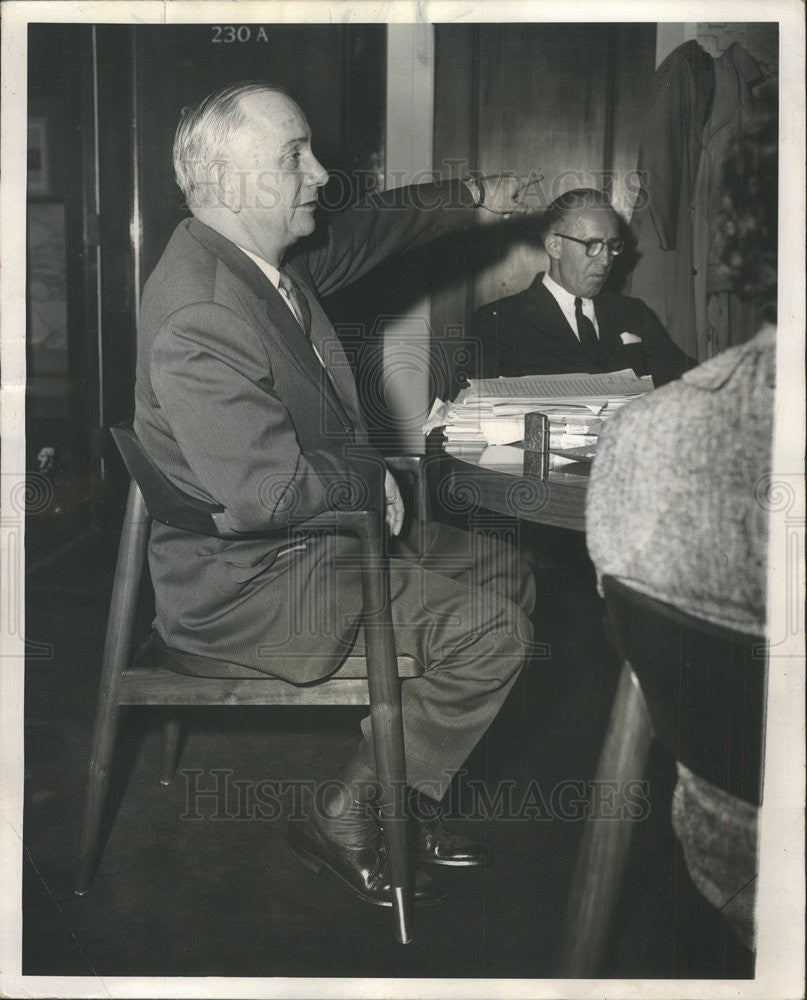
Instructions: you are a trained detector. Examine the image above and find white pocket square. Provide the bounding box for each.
[620,331,643,345]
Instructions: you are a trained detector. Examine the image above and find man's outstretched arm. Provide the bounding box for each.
[306,176,535,298]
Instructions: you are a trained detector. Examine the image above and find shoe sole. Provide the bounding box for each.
[289,838,445,907]
[417,855,487,867]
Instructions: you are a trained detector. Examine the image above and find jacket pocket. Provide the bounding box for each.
[221,538,308,586]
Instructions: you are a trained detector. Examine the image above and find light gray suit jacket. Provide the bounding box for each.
[134,182,475,679]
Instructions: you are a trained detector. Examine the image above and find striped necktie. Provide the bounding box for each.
[278,270,311,337]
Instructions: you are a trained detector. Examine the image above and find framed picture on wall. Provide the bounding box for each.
[27,115,50,196]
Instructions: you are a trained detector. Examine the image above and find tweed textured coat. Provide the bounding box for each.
[586,327,775,948]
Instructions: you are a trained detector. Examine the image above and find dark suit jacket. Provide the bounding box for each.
[134,182,475,680]
[470,272,695,387]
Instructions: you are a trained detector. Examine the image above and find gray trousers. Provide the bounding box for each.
[351,519,535,800]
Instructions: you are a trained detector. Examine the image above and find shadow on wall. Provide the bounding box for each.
[325,207,639,434]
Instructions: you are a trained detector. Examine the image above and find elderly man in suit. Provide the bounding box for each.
[471,188,694,385]
[135,81,537,909]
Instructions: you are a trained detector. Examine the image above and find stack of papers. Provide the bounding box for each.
[424,370,653,461]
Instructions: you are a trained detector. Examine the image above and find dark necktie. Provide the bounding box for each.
[574,296,600,357]
[278,270,311,337]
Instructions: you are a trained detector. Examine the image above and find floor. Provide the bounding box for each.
[21,505,754,983]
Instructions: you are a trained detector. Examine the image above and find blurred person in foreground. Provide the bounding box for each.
[585,80,778,972]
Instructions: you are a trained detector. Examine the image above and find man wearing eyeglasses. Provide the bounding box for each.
[470,188,695,386]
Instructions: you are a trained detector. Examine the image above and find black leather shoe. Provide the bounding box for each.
[288,806,446,907]
[411,793,488,868]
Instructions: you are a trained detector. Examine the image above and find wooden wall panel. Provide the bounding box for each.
[609,24,658,219]
[431,25,477,402]
[474,24,612,307]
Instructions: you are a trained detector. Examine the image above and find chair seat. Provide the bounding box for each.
[120,632,422,706]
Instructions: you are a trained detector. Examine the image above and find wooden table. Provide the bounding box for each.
[437,451,590,532]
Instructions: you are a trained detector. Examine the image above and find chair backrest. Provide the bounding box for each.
[602,575,767,806]
[111,425,225,536]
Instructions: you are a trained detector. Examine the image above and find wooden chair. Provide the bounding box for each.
[74,425,423,944]
[557,575,767,977]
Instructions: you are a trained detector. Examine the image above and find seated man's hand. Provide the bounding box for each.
[384,468,405,537]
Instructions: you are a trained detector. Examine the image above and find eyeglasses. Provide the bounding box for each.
[553,233,624,257]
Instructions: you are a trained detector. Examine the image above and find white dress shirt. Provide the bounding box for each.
[236,245,300,322]
[542,272,599,340]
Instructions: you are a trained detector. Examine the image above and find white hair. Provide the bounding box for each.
[172,80,288,209]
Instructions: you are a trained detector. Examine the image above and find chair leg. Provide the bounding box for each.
[73,700,123,895]
[74,482,150,895]
[370,702,411,944]
[359,509,412,944]
[160,711,182,785]
[555,661,653,977]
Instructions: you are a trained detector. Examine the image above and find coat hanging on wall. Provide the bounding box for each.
[693,43,765,359]
[626,40,715,362]
[628,40,764,362]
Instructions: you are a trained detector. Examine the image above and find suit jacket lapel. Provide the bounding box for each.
[284,261,364,427]
[528,274,588,354]
[188,219,356,431]
[592,295,624,356]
